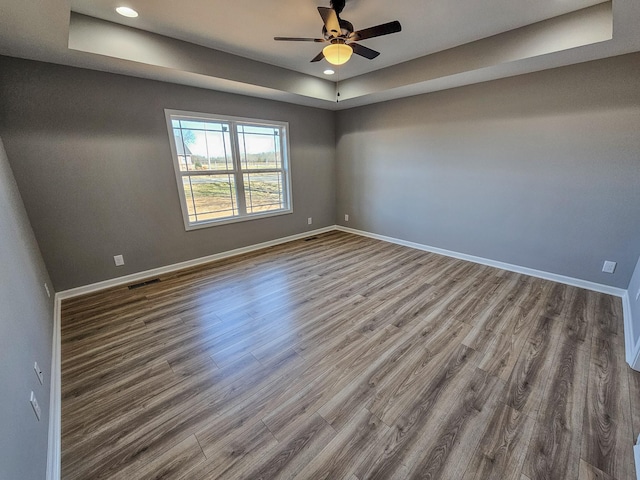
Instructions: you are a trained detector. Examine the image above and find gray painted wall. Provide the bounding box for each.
[628,256,640,350]
[0,137,54,480]
[336,53,640,289]
[0,56,336,291]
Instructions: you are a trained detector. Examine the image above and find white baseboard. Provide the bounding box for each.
[337,225,640,373]
[46,296,61,480]
[622,291,640,369]
[47,223,638,480]
[336,225,627,297]
[48,225,334,480]
[57,226,335,300]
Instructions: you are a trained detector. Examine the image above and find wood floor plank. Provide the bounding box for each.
[61,353,263,477]
[264,325,404,440]
[461,402,535,480]
[581,335,635,479]
[593,293,624,343]
[522,339,591,480]
[367,317,472,425]
[189,421,278,480]
[457,271,520,327]
[317,327,432,431]
[543,282,573,320]
[111,434,205,480]
[59,231,633,480]
[561,288,594,350]
[241,413,336,480]
[476,278,550,382]
[400,368,504,480]
[578,459,616,480]
[628,365,640,443]
[62,360,179,443]
[353,344,477,479]
[194,325,400,459]
[294,408,389,480]
[501,315,563,417]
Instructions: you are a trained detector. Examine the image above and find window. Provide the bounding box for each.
[165,110,292,229]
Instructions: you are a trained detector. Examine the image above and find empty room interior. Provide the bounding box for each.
[2,0,640,479]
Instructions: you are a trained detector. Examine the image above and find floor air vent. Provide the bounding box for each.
[128,278,161,290]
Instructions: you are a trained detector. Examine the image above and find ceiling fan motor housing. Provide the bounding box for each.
[322,19,354,40]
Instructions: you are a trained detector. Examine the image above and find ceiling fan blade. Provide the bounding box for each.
[318,6,341,38]
[310,51,325,62]
[350,20,401,41]
[350,42,380,60]
[274,37,325,42]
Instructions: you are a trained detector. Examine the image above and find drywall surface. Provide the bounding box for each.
[0,56,336,290]
[628,256,640,348]
[0,137,54,480]
[336,53,640,288]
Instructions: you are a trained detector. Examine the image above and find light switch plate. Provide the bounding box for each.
[34,362,43,385]
[30,391,41,421]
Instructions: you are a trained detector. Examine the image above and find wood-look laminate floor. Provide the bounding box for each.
[61,231,639,480]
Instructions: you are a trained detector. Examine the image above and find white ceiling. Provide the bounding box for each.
[1,0,639,109]
[69,0,607,80]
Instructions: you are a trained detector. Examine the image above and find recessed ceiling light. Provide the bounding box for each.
[323,69,335,75]
[116,6,138,18]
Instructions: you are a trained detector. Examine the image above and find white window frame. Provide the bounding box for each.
[165,109,293,230]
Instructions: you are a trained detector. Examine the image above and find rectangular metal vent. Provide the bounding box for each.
[127,278,161,290]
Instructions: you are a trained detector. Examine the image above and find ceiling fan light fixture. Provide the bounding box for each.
[323,43,353,65]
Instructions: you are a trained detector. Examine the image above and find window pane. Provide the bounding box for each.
[179,120,206,130]
[243,172,284,214]
[174,124,232,172]
[185,174,238,221]
[167,111,292,228]
[237,124,281,170]
[203,122,228,132]
[182,177,197,221]
[204,131,233,170]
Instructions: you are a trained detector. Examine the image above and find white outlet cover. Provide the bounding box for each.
[345,214,349,221]
[30,391,41,421]
[307,217,312,225]
[114,254,125,266]
[34,362,43,385]
[636,288,640,302]
[602,261,616,274]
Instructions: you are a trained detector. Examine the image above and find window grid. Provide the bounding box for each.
[166,110,292,230]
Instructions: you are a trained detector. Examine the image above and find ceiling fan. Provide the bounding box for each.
[274,0,402,66]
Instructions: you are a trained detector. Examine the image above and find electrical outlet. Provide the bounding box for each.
[344,214,349,222]
[636,287,640,302]
[30,392,41,421]
[114,254,125,267]
[602,261,616,274]
[44,283,50,298]
[34,362,43,385]
[307,217,312,225]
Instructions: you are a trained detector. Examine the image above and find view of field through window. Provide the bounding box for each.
[171,116,289,225]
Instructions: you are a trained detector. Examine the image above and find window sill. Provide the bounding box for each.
[184,208,293,231]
